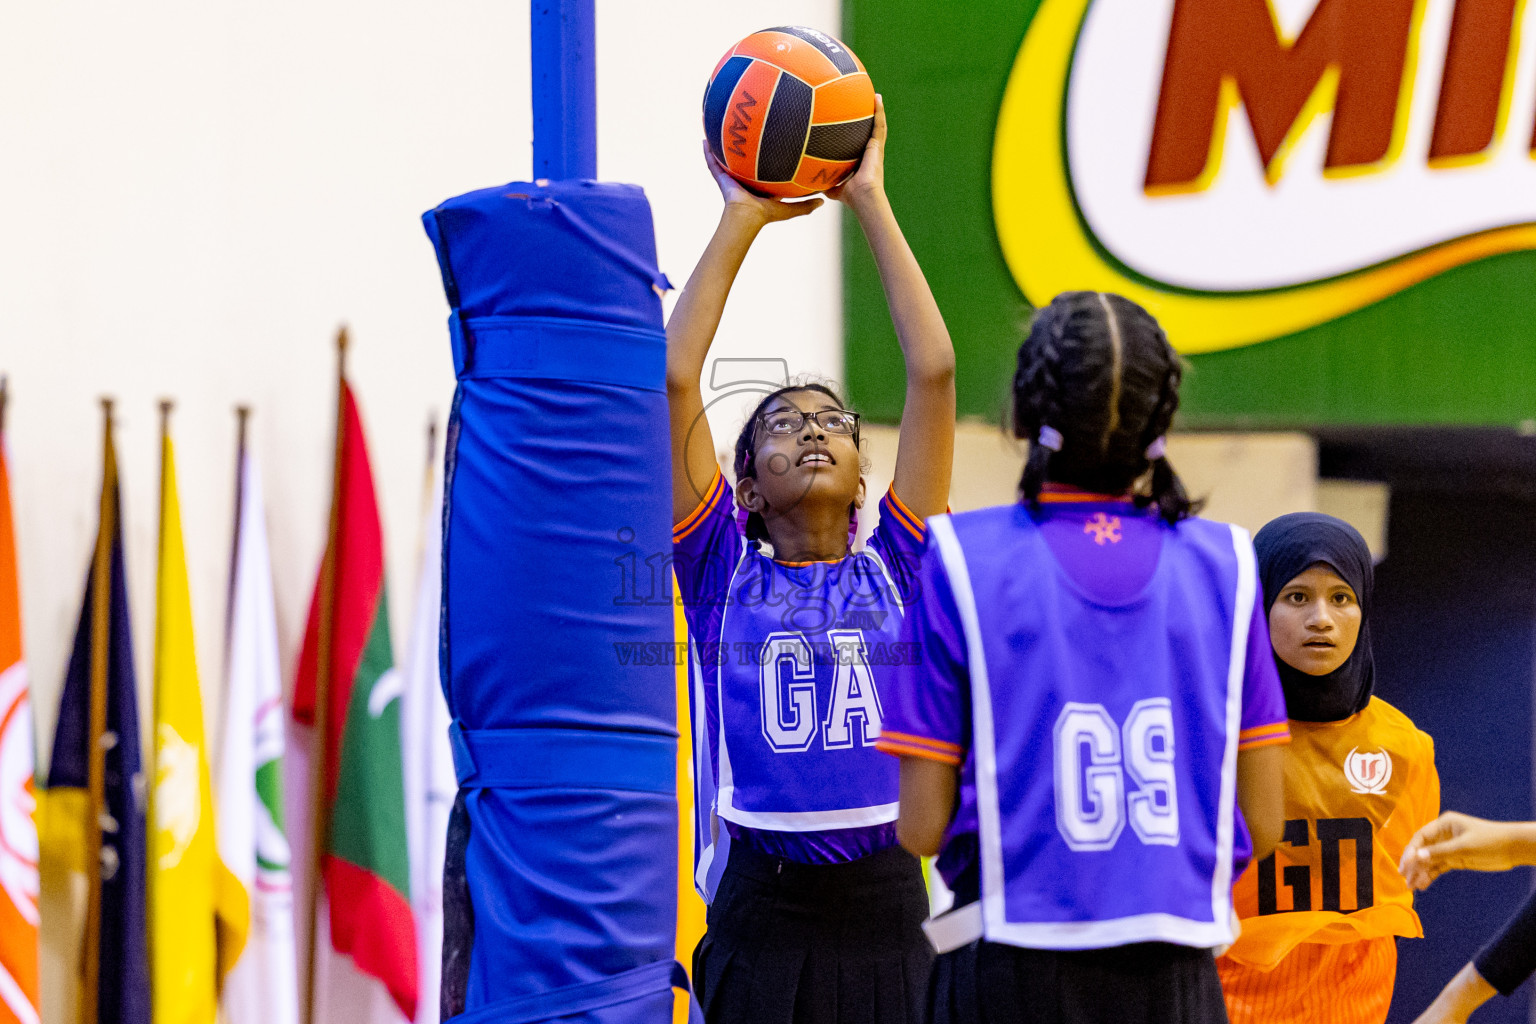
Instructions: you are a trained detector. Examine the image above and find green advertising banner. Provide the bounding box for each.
[844,0,1536,429]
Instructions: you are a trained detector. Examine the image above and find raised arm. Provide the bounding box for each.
[829,97,956,519]
[667,145,822,525]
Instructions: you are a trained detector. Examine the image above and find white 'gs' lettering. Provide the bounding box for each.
[1054,701,1182,851]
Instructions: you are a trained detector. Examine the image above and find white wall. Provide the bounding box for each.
[0,0,842,764]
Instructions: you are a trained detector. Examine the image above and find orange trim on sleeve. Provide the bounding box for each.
[673,469,728,543]
[882,489,927,542]
[878,728,963,756]
[874,738,963,766]
[1237,721,1291,751]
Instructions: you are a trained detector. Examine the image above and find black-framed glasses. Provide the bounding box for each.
[758,409,861,436]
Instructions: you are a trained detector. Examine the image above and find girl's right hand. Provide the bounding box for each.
[703,141,823,226]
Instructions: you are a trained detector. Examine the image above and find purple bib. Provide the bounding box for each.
[931,506,1255,949]
[714,546,908,830]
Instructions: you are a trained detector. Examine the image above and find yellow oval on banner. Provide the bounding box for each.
[992,0,1536,354]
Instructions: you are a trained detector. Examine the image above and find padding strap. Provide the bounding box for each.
[451,314,664,390]
[446,959,700,1024]
[449,721,675,794]
[922,900,983,954]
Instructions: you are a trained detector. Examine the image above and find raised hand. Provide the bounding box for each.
[703,141,823,226]
[826,94,887,213]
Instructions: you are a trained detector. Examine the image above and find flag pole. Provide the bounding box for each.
[159,402,174,537]
[82,397,116,1024]
[304,327,348,1024]
[228,406,251,637]
[426,412,437,482]
[423,413,438,516]
[0,375,8,438]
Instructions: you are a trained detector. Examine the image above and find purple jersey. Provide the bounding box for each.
[879,494,1289,949]
[879,494,1289,893]
[674,469,928,888]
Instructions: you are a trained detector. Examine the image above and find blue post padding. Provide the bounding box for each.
[448,960,700,1024]
[531,0,597,180]
[424,179,680,1020]
[456,317,664,392]
[450,723,675,794]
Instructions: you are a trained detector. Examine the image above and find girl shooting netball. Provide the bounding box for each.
[668,89,955,1024]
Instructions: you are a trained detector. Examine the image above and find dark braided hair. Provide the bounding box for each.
[733,382,863,549]
[1013,291,1200,524]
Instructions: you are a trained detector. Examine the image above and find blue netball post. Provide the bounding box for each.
[422,2,690,1020]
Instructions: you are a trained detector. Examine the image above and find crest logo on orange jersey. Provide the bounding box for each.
[1344,746,1393,795]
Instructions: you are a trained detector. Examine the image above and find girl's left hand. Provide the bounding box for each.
[826,94,887,212]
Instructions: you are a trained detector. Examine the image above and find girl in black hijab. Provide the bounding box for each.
[1218,512,1441,1024]
[1256,512,1377,722]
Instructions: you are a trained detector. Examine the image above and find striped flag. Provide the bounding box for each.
[37,402,149,1024]
[294,380,418,1020]
[400,443,454,1024]
[149,411,248,1023]
[217,429,300,1024]
[0,388,38,1024]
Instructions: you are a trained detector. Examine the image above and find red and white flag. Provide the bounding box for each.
[0,399,39,1024]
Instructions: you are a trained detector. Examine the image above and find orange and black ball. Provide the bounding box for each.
[703,26,876,198]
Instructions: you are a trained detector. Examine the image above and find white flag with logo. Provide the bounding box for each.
[217,450,300,1024]
[402,465,454,1024]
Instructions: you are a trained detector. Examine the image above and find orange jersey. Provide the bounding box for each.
[1221,937,1396,1024]
[1219,697,1438,1024]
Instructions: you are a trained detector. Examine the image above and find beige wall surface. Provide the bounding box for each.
[2,0,843,768]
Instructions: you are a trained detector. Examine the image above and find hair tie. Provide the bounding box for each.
[1145,435,1167,460]
[1037,425,1064,452]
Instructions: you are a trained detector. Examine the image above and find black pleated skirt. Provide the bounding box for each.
[692,843,933,1024]
[928,935,1229,1024]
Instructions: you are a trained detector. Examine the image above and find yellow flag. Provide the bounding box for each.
[151,424,248,1024]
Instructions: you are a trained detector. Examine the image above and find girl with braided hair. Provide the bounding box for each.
[875,291,1288,1023]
